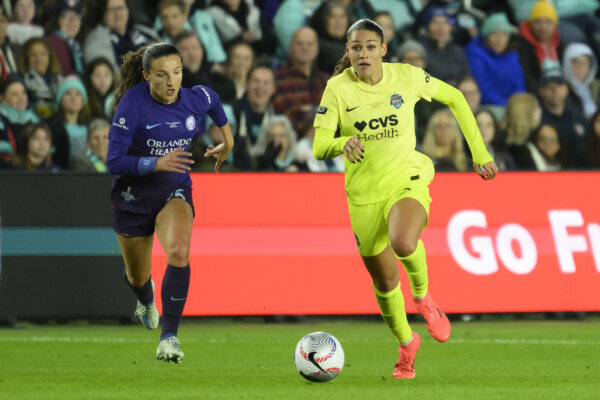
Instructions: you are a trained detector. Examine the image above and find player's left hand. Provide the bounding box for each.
[204,143,232,173]
[474,161,498,180]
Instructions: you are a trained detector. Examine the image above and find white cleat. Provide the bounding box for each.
[156,336,184,364]
[134,280,159,330]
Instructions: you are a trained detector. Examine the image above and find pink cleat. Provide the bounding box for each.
[393,332,421,379]
[414,292,451,342]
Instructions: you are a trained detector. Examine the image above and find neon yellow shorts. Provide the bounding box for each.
[348,176,432,257]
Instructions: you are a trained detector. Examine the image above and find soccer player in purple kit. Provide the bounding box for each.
[106,42,233,363]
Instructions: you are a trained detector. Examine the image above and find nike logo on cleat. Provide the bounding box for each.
[146,123,161,129]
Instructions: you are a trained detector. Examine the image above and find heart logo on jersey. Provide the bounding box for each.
[354,121,367,132]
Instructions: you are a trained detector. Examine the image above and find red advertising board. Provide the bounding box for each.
[150,172,600,315]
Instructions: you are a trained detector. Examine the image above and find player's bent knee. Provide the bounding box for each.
[165,240,190,266]
[127,273,150,287]
[390,237,417,258]
[373,276,399,293]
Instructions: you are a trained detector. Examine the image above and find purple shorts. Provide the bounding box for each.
[111,184,195,237]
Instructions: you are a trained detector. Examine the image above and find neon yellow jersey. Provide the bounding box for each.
[313,62,493,205]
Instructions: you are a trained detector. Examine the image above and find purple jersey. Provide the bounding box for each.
[106,82,227,192]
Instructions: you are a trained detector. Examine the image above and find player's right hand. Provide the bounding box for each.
[343,136,364,164]
[156,147,194,173]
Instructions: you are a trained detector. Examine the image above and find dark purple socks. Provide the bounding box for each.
[160,264,191,339]
[123,269,154,305]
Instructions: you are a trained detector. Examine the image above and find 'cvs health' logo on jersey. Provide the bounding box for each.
[354,114,400,142]
[389,93,404,109]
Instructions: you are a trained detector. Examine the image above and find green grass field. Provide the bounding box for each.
[1,318,599,399]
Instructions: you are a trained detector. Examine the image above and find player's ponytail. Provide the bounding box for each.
[333,55,351,77]
[332,19,385,77]
[113,42,181,109]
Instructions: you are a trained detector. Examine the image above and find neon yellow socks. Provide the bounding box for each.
[397,239,428,299]
[373,282,412,343]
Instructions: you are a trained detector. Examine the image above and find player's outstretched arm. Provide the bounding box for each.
[204,122,234,173]
[156,147,195,173]
[431,79,497,180]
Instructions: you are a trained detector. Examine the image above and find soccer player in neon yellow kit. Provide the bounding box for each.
[313,19,498,379]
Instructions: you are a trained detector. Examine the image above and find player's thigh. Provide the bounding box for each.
[348,200,390,257]
[155,198,194,257]
[117,234,154,284]
[361,246,400,292]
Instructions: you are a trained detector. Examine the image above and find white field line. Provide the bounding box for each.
[0,336,598,346]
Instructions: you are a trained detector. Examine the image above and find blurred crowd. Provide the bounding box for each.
[0,0,599,173]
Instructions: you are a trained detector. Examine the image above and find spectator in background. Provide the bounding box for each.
[249,114,298,171]
[397,39,444,143]
[18,37,62,118]
[538,68,585,162]
[562,42,600,120]
[186,2,227,64]
[296,126,344,172]
[174,31,236,103]
[84,57,116,120]
[225,41,255,99]
[272,0,323,60]
[11,122,59,171]
[413,0,480,46]
[501,92,541,169]
[208,0,275,55]
[70,117,109,172]
[83,0,159,71]
[272,27,328,140]
[6,0,43,46]
[528,123,569,171]
[0,77,39,156]
[373,11,398,61]
[417,6,470,86]
[508,0,600,63]
[457,76,481,115]
[154,0,227,64]
[475,109,514,171]
[46,1,84,77]
[367,0,421,39]
[513,0,564,93]
[0,6,18,74]
[465,13,526,107]
[310,1,348,75]
[420,108,467,171]
[397,38,426,69]
[581,110,600,169]
[157,0,188,44]
[45,76,89,168]
[232,65,276,170]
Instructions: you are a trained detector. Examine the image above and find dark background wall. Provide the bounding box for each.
[0,174,134,321]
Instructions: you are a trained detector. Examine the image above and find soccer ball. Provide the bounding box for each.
[294,331,344,382]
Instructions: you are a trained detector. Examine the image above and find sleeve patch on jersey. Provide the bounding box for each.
[316,106,327,114]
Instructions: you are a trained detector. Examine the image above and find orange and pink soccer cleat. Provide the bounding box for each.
[414,291,451,342]
[393,332,421,379]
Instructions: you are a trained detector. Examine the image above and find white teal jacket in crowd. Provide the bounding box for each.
[207,0,262,44]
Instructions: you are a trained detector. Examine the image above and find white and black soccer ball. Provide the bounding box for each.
[294,332,344,382]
